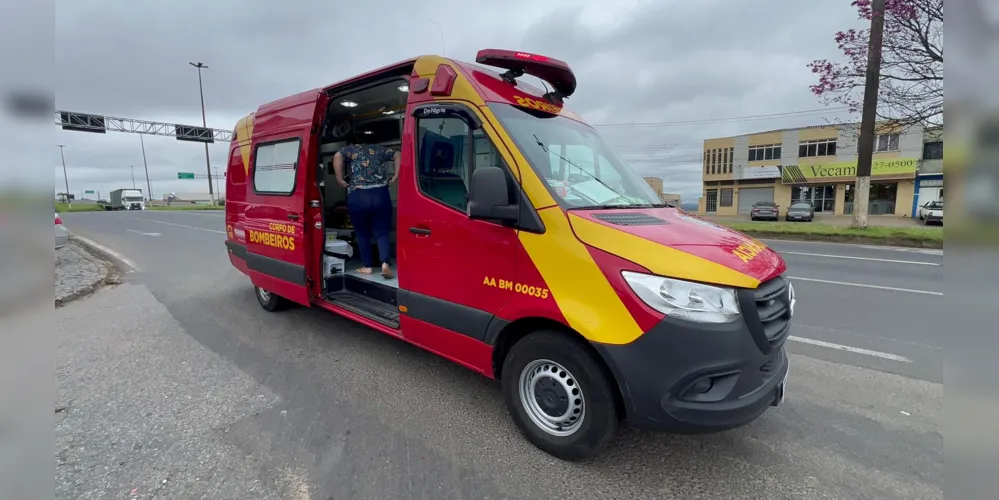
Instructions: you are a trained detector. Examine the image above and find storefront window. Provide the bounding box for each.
[844,182,898,215]
[792,184,835,213]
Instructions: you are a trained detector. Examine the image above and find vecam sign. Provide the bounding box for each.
[781,158,917,184]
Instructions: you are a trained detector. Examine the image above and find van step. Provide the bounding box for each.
[326,291,400,328]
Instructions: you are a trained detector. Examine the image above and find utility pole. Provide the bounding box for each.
[140,134,153,202]
[851,0,886,229]
[189,61,214,204]
[58,145,71,209]
[131,164,136,189]
[213,166,221,200]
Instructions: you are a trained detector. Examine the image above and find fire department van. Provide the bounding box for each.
[224,49,793,461]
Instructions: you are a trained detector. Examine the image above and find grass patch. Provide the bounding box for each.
[54,202,105,213]
[715,220,943,248]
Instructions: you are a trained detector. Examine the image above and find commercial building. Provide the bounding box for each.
[697,122,943,218]
[643,176,681,206]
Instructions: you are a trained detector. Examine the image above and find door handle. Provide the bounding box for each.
[408,227,431,235]
[287,213,300,221]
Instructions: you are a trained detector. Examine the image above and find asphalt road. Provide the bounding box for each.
[57,210,943,500]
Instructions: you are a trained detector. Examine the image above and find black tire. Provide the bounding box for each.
[501,331,620,462]
[254,285,289,312]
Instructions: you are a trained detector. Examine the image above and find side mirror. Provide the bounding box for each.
[468,166,518,221]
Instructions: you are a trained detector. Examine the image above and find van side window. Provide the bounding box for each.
[252,139,301,195]
[415,117,470,211]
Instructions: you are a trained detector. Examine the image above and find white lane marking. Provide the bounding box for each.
[787,276,943,296]
[782,251,940,266]
[126,229,161,236]
[70,233,140,272]
[148,210,225,218]
[759,238,943,255]
[134,217,226,234]
[788,336,912,363]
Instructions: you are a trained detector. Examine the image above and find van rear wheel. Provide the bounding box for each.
[254,286,289,312]
[501,331,620,462]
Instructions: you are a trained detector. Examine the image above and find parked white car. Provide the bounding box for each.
[918,200,943,225]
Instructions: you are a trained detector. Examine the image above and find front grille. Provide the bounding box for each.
[750,275,792,347]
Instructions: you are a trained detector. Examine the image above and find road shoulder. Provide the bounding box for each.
[55,239,120,307]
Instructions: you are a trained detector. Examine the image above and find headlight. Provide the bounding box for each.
[622,271,741,323]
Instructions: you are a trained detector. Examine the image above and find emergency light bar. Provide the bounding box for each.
[475,49,577,102]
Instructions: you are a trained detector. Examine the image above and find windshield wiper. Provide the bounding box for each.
[532,134,622,196]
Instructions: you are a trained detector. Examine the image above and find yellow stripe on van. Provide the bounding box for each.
[518,207,644,345]
[567,214,761,289]
[235,113,255,174]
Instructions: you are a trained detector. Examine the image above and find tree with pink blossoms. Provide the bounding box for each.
[808,0,943,128]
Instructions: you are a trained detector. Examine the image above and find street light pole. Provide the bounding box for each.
[189,61,214,204]
[140,134,153,202]
[213,166,221,200]
[131,164,136,189]
[58,145,71,209]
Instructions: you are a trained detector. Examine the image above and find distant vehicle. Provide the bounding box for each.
[784,201,815,222]
[103,188,145,211]
[749,201,779,221]
[918,200,943,225]
[55,213,69,250]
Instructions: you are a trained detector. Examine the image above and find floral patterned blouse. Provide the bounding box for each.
[339,144,396,194]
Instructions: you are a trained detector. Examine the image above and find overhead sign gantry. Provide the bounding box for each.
[55,110,232,143]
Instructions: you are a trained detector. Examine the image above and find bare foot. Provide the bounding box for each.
[381,263,394,279]
[356,267,374,274]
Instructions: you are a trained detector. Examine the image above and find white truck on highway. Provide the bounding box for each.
[104,188,146,211]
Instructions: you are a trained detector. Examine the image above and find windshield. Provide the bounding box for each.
[124,196,143,201]
[927,200,943,209]
[487,103,664,209]
[790,202,811,209]
[755,202,776,208]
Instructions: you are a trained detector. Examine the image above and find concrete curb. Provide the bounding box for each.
[55,238,122,308]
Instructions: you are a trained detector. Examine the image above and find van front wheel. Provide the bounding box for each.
[501,331,620,461]
[254,286,289,312]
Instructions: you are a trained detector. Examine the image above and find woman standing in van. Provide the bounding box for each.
[332,143,400,278]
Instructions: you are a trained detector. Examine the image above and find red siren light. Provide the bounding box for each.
[475,49,576,101]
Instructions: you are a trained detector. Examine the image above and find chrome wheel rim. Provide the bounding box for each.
[519,359,585,437]
[257,287,271,302]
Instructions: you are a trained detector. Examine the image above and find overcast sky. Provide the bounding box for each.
[52,0,863,203]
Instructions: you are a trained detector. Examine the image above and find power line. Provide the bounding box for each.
[592,106,852,128]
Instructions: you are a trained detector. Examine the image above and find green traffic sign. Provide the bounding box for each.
[177,172,195,179]
[84,190,95,194]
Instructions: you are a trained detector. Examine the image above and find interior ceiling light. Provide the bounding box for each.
[339,100,358,108]
[397,84,409,92]
[363,130,373,135]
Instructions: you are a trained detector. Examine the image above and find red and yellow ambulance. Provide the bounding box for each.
[225,49,794,461]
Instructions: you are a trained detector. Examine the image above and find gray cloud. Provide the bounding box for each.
[51,0,864,203]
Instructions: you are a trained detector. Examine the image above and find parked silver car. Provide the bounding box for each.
[784,201,815,222]
[55,213,69,249]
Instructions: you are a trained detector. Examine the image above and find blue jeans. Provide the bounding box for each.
[347,186,392,267]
